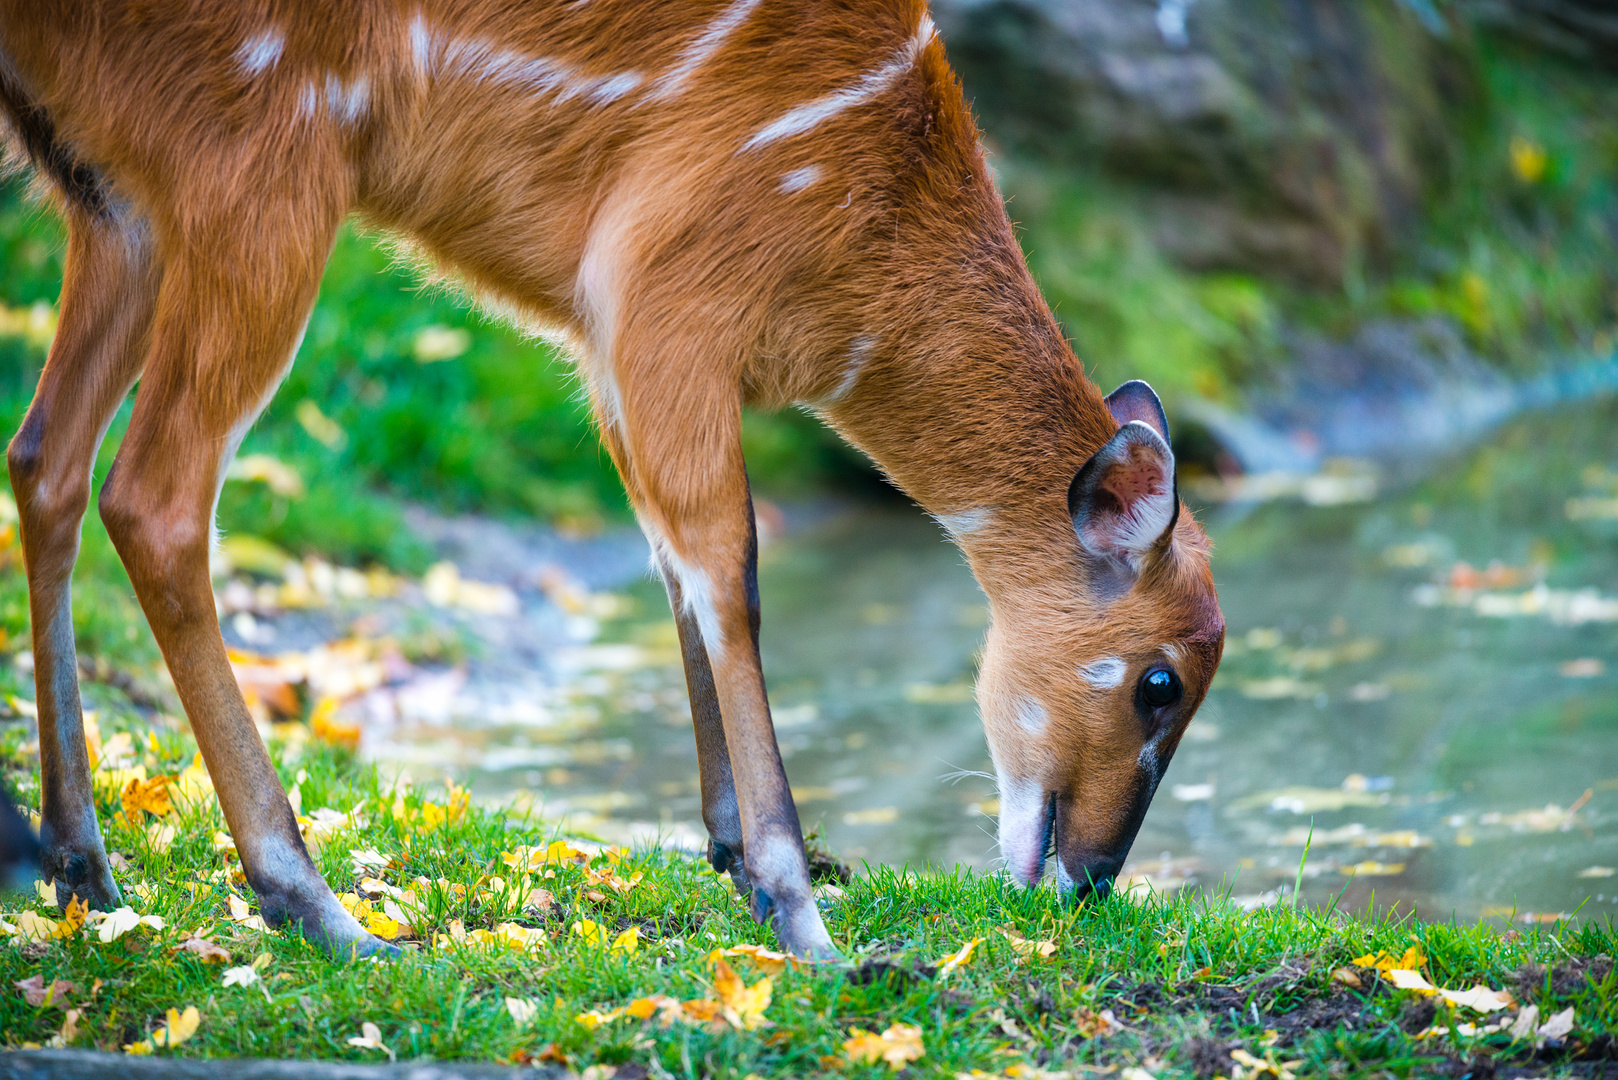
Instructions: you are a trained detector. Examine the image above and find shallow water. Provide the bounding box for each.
[415,397,1618,924]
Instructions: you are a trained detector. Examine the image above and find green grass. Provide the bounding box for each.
[1,718,1614,1076]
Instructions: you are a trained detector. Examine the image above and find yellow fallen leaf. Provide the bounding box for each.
[347,1020,395,1061]
[572,919,603,945]
[54,896,88,940]
[310,695,361,749]
[712,957,772,1030]
[365,911,402,940]
[96,906,164,944]
[1385,968,1436,993]
[844,1022,924,1070]
[16,910,59,944]
[150,1005,201,1048]
[120,775,175,824]
[145,822,177,853]
[935,937,982,980]
[575,1008,623,1029]
[1001,928,1058,959]
[226,894,269,932]
[1439,985,1514,1013]
[35,879,56,907]
[611,926,640,955]
[711,943,797,975]
[506,997,539,1027]
[1351,946,1425,972]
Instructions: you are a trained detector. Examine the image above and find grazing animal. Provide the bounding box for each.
[0,0,1223,960]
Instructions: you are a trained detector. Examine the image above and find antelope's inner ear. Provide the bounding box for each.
[1068,421,1178,573]
[1104,379,1169,441]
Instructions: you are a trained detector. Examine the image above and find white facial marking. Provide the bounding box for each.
[934,507,991,541]
[649,0,762,102]
[1078,656,1127,690]
[1012,696,1048,734]
[741,15,935,151]
[235,29,285,77]
[778,165,823,194]
[995,775,1049,887]
[827,334,876,401]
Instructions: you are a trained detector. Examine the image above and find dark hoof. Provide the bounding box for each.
[710,839,753,897]
[42,844,121,911]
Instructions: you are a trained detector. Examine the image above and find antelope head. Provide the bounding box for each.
[977,380,1225,900]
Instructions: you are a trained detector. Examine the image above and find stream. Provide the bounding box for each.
[304,395,1618,924]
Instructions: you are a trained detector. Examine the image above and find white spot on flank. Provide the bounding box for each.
[408,13,436,76]
[934,507,991,541]
[1012,696,1048,734]
[740,15,936,151]
[827,334,876,401]
[649,0,762,102]
[779,165,823,194]
[235,29,285,77]
[296,81,321,120]
[1078,656,1127,690]
[325,73,371,126]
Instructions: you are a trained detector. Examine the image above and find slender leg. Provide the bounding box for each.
[660,523,750,893]
[8,210,159,909]
[610,341,836,960]
[96,203,386,958]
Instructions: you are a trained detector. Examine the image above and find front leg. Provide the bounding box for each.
[663,562,748,894]
[606,387,835,958]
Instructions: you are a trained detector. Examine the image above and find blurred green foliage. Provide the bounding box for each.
[1010,34,1618,401]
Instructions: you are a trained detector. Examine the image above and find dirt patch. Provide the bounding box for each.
[1515,956,1614,1001]
[1184,1037,1236,1078]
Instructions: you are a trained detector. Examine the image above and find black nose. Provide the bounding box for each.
[1058,852,1125,903]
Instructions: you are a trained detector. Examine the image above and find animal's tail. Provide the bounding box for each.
[0,51,108,217]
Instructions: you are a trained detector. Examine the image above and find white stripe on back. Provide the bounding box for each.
[741,15,935,152]
[648,0,762,102]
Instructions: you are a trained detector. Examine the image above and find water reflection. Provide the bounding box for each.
[383,397,1618,925]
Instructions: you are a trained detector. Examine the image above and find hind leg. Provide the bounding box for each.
[8,209,159,909]
[96,197,386,958]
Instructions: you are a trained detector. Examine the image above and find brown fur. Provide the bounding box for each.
[0,0,1222,959]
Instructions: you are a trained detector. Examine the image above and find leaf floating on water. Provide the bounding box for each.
[1341,860,1405,877]
[843,806,899,825]
[1578,866,1616,878]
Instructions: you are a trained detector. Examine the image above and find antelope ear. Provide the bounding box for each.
[1104,380,1169,441]
[1068,421,1179,570]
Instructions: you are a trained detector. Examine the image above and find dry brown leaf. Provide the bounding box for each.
[177,936,232,963]
[16,975,74,1007]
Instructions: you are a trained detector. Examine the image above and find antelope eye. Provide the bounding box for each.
[1140,667,1182,709]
